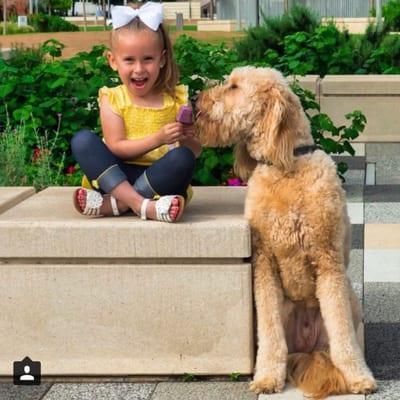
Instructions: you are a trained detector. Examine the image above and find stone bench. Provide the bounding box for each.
[0,186,253,376]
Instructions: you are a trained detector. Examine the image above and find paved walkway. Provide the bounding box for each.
[0,143,399,399]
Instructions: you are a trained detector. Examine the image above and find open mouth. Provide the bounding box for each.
[131,77,148,89]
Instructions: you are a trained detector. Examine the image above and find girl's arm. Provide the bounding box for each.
[100,95,184,160]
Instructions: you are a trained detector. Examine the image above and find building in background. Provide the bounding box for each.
[216,0,391,28]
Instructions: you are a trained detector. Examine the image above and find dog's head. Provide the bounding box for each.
[195,67,311,180]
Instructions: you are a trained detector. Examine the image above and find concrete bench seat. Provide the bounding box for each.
[0,186,35,215]
[0,186,253,376]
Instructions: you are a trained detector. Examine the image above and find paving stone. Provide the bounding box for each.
[365,203,400,223]
[364,224,400,249]
[343,184,364,202]
[366,143,400,159]
[348,249,363,303]
[365,323,400,380]
[150,382,256,400]
[366,380,400,399]
[364,250,400,283]
[333,156,366,170]
[0,383,52,400]
[259,385,364,399]
[364,283,400,323]
[348,203,364,224]
[364,185,400,203]
[344,170,365,186]
[375,159,400,185]
[42,383,155,400]
[352,224,364,249]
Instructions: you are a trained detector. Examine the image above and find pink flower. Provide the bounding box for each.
[32,147,41,162]
[66,165,76,175]
[227,178,242,186]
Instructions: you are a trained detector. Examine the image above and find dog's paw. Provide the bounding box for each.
[348,376,377,394]
[249,376,285,394]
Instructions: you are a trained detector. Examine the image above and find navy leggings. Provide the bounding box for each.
[71,130,196,199]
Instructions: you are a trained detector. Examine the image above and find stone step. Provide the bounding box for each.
[0,186,35,215]
[0,186,250,259]
[0,186,253,376]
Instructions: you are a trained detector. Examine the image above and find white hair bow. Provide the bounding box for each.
[111,2,163,31]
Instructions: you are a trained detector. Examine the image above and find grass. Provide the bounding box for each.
[78,25,112,31]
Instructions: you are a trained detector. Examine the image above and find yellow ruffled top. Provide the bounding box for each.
[81,84,193,202]
[98,84,188,165]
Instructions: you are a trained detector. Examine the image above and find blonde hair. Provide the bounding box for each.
[110,18,179,98]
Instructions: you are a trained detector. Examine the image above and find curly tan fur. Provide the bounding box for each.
[196,67,377,398]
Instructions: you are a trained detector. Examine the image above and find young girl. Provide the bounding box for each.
[71,2,201,222]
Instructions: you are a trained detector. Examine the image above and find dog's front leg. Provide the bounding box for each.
[249,249,287,394]
[316,263,377,394]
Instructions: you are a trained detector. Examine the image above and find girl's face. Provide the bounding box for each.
[108,29,166,99]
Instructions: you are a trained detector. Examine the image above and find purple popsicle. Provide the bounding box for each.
[177,105,193,124]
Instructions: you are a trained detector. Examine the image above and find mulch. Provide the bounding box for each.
[0,30,244,59]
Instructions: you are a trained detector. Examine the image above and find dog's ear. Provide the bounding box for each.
[258,86,299,171]
[234,142,257,181]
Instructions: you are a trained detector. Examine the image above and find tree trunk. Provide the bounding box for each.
[102,0,106,30]
[82,0,87,32]
[3,0,6,35]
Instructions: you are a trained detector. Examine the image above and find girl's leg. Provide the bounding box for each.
[132,147,196,199]
[71,130,182,220]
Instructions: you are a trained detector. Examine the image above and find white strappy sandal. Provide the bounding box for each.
[140,195,185,222]
[73,188,120,217]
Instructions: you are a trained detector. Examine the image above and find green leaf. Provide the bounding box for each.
[0,84,14,98]
[48,77,67,89]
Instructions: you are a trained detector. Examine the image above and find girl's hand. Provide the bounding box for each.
[157,122,184,145]
[182,124,195,138]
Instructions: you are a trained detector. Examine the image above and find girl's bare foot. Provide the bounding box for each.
[144,197,181,221]
[75,188,129,216]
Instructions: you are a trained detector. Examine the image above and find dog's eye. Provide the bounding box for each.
[230,84,238,90]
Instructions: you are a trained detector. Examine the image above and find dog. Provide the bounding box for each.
[195,67,376,398]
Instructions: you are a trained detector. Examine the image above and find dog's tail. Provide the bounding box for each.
[287,351,348,399]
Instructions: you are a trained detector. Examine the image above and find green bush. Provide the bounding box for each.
[262,21,400,76]
[0,40,115,177]
[0,121,68,190]
[173,36,364,185]
[234,5,319,62]
[173,35,242,97]
[0,36,366,187]
[0,22,35,34]
[266,24,354,76]
[383,0,400,31]
[28,13,79,32]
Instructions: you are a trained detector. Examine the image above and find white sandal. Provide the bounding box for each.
[73,188,120,217]
[140,195,185,222]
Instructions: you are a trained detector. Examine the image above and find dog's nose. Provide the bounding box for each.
[190,93,199,113]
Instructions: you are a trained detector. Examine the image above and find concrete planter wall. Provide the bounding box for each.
[295,75,400,142]
[0,187,253,376]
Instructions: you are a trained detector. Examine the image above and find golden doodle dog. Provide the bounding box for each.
[195,67,377,399]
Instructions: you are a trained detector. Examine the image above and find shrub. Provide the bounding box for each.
[0,36,365,187]
[173,34,242,96]
[0,22,35,34]
[267,24,354,76]
[234,5,320,62]
[0,121,67,190]
[0,40,115,173]
[28,13,79,32]
[383,0,400,31]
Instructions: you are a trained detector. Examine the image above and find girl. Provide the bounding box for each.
[71,2,201,222]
